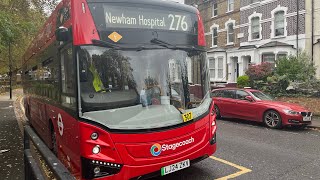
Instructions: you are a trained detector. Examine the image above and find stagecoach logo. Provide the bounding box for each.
[57,113,64,136]
[150,137,195,157]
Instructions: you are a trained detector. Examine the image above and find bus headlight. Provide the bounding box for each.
[92,145,100,154]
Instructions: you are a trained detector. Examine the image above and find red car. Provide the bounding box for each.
[212,88,312,128]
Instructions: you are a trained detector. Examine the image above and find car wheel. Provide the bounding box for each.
[264,110,282,129]
[214,105,221,118]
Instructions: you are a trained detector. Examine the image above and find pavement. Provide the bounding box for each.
[0,90,24,179]
[310,116,320,129]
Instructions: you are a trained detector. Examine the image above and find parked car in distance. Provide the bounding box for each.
[212,88,312,129]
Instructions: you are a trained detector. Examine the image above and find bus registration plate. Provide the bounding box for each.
[161,159,190,176]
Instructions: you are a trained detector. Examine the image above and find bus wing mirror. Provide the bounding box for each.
[55,26,70,42]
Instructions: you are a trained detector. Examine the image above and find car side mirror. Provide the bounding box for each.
[55,26,70,42]
[245,96,254,102]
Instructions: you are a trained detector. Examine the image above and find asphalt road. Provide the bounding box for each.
[154,119,320,180]
[0,100,23,180]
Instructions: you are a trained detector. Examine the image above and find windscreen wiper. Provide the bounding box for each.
[92,39,121,49]
[150,38,206,52]
[150,38,176,49]
[92,39,149,51]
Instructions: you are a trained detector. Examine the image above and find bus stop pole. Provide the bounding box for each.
[8,41,12,100]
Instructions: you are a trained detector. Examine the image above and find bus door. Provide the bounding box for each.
[56,44,81,174]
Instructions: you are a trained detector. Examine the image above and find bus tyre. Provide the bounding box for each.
[264,110,282,129]
[51,127,58,156]
[214,105,221,119]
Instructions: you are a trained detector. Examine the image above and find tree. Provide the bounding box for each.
[0,0,58,74]
[275,52,316,82]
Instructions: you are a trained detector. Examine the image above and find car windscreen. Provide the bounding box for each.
[251,91,274,101]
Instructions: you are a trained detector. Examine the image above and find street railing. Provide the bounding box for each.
[24,125,75,180]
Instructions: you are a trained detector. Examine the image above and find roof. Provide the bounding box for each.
[239,45,257,50]
[259,41,294,48]
[208,48,226,53]
[87,0,197,13]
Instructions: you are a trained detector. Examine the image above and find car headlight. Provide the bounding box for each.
[283,109,299,115]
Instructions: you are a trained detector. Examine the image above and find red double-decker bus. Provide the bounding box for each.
[22,0,217,179]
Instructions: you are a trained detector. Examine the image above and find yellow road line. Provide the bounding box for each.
[210,156,252,180]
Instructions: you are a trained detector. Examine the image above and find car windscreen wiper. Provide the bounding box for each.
[150,38,206,52]
[92,39,121,49]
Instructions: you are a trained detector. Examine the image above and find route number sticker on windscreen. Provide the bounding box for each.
[182,112,193,122]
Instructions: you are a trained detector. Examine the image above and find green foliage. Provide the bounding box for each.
[237,75,250,88]
[275,52,316,82]
[264,75,290,95]
[0,0,59,74]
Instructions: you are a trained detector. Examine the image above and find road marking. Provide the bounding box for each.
[210,156,252,180]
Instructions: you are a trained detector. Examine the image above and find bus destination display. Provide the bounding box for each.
[104,5,194,32]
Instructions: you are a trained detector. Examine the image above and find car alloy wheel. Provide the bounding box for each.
[264,110,282,129]
[214,105,221,118]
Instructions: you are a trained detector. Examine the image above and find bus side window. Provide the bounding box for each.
[61,46,76,109]
[42,57,60,101]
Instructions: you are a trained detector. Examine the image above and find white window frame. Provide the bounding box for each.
[262,53,276,67]
[209,58,216,79]
[210,24,219,48]
[248,12,262,41]
[227,0,234,12]
[271,5,288,39]
[212,2,218,17]
[217,57,224,79]
[225,19,236,45]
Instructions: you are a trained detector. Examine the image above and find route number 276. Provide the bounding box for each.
[168,14,188,31]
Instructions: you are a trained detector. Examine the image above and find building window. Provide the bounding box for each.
[218,57,223,78]
[212,2,218,17]
[209,58,216,79]
[262,53,275,66]
[277,53,287,60]
[212,27,218,47]
[227,23,234,44]
[228,0,234,12]
[251,17,260,40]
[275,11,285,37]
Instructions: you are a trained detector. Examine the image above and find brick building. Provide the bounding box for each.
[186,0,318,83]
[186,0,241,84]
[235,0,306,83]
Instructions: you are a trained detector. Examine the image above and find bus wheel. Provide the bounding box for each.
[51,125,58,156]
[214,105,221,119]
